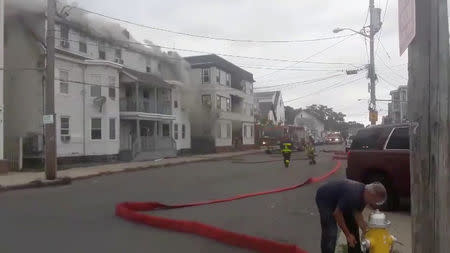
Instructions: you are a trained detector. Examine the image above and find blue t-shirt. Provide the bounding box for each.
[316,179,366,213]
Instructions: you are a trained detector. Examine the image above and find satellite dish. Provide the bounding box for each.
[93,96,107,112]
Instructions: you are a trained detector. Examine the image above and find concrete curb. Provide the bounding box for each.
[0,177,72,192]
[0,150,263,192]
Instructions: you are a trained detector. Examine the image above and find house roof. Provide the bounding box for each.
[121,67,171,87]
[254,91,276,100]
[184,54,254,82]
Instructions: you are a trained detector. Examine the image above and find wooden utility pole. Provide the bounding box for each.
[44,0,57,180]
[409,0,450,251]
[368,0,377,125]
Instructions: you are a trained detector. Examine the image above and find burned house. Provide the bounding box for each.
[4,1,192,166]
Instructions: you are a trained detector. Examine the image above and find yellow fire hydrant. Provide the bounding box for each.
[361,210,399,253]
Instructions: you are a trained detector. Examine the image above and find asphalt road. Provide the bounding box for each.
[0,145,346,253]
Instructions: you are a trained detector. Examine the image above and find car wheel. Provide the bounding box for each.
[366,173,398,211]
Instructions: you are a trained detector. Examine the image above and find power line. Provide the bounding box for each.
[377,38,391,59]
[255,73,344,90]
[69,5,358,44]
[56,78,120,89]
[375,0,390,54]
[376,53,408,80]
[237,65,345,72]
[285,73,366,103]
[378,74,400,88]
[256,34,357,80]
[54,36,360,66]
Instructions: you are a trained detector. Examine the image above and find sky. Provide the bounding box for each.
[67,0,409,125]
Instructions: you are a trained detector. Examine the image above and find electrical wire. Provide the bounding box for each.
[376,53,407,80]
[285,73,366,103]
[237,65,344,72]
[378,74,401,88]
[254,73,344,90]
[69,5,360,44]
[54,36,360,66]
[256,34,357,80]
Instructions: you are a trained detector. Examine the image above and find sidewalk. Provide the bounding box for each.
[0,149,263,190]
[335,210,412,253]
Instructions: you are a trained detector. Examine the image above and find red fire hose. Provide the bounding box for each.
[116,160,342,253]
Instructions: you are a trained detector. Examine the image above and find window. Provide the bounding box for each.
[158,63,162,73]
[226,98,231,112]
[174,124,179,140]
[61,24,69,41]
[79,33,87,53]
[182,124,186,139]
[174,100,178,108]
[244,125,248,138]
[351,128,388,150]
[109,118,116,140]
[216,69,221,83]
[226,73,231,86]
[90,75,101,97]
[202,95,211,108]
[217,124,222,138]
[250,125,253,137]
[98,41,106,60]
[216,96,221,110]
[162,124,170,137]
[226,124,231,138]
[146,58,152,73]
[99,51,106,60]
[386,127,409,150]
[60,117,70,142]
[202,68,210,84]
[91,118,102,140]
[59,70,69,94]
[108,76,116,99]
[115,49,122,59]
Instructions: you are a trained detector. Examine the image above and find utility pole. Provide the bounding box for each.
[44,0,57,180]
[368,0,378,125]
[409,0,450,251]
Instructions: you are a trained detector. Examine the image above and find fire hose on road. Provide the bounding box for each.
[115,160,342,253]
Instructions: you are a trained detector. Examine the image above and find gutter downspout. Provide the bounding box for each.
[82,65,86,156]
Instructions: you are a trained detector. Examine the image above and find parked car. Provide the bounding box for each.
[345,135,354,152]
[346,124,410,211]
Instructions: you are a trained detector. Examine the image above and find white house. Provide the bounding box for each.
[388,85,408,124]
[254,91,285,125]
[4,3,191,165]
[185,54,255,153]
[293,110,325,140]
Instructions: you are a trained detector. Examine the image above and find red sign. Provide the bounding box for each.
[398,0,416,55]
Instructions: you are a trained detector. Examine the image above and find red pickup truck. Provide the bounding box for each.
[346,124,410,210]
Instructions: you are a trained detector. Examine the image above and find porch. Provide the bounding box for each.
[120,119,176,162]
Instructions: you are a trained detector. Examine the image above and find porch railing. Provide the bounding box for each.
[120,98,172,115]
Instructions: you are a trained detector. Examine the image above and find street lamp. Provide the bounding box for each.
[333,27,369,38]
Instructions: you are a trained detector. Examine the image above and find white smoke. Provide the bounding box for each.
[5,0,46,17]
[5,0,192,84]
